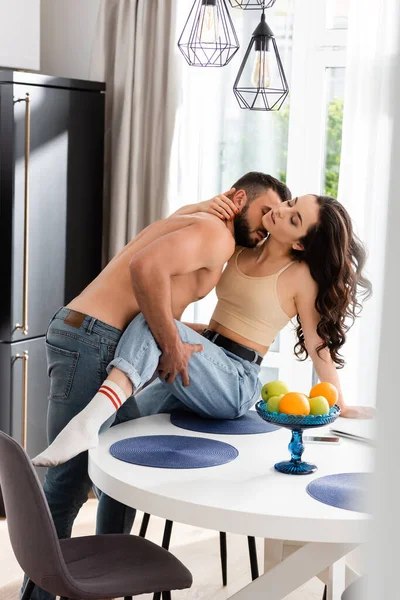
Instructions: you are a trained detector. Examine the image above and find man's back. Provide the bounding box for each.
[68,212,234,330]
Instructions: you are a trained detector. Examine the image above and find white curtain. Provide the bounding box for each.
[368,28,400,600]
[337,0,400,407]
[90,0,179,262]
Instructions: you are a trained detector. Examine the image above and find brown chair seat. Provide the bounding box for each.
[59,534,191,597]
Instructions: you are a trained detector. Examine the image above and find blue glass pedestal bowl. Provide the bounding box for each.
[255,400,341,475]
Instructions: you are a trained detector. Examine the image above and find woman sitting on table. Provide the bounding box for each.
[33,192,373,467]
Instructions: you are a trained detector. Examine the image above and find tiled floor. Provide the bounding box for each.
[0,499,325,600]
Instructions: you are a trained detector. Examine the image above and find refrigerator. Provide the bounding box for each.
[0,71,105,512]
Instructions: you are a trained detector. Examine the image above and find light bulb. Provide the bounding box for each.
[197,3,219,44]
[251,50,271,88]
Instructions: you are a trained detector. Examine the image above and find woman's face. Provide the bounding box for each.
[263,194,320,250]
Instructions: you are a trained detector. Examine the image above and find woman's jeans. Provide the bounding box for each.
[26,307,138,600]
[108,313,262,420]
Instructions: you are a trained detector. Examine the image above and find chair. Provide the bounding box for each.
[0,431,192,600]
[341,577,367,599]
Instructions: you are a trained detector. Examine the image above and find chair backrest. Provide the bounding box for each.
[0,431,72,592]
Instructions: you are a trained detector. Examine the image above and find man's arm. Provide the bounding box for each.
[129,220,234,385]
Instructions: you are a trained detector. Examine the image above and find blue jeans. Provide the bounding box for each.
[26,307,137,600]
[108,313,262,419]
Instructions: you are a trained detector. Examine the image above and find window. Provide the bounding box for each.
[323,67,345,197]
[170,1,294,213]
[284,0,349,390]
[326,0,350,30]
[169,0,350,391]
[170,1,294,329]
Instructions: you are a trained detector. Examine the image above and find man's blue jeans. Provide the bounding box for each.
[108,314,262,419]
[27,308,137,600]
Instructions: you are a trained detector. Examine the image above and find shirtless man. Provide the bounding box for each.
[29,171,289,600]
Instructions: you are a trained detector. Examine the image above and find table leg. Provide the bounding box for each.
[264,539,358,599]
[263,538,284,572]
[220,532,227,586]
[327,556,346,600]
[162,520,173,550]
[228,542,357,600]
[318,548,361,598]
[264,539,304,573]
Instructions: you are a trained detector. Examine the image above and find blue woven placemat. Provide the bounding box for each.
[170,409,280,435]
[109,435,239,469]
[306,473,370,512]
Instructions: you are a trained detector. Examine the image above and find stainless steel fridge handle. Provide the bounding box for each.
[14,93,31,336]
[15,351,29,450]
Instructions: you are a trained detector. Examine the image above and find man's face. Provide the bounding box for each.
[234,188,283,247]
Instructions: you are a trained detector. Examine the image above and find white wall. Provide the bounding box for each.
[40,0,102,81]
[0,0,40,70]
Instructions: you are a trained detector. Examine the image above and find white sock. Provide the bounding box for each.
[32,380,128,467]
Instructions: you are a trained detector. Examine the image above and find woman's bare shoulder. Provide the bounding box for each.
[292,260,310,274]
[287,260,310,278]
[288,261,316,292]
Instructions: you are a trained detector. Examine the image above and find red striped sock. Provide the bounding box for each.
[99,383,125,410]
[97,379,127,411]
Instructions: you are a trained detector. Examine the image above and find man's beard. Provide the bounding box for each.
[233,207,258,247]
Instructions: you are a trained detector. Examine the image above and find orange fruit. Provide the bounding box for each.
[279,392,310,416]
[309,382,338,408]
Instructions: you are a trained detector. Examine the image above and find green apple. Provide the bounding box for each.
[261,380,290,402]
[309,395,330,416]
[267,394,284,413]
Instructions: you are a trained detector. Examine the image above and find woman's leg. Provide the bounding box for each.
[32,314,164,467]
[32,368,133,467]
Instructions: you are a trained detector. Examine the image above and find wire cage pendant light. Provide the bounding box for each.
[178,0,240,67]
[229,0,277,10]
[233,12,289,111]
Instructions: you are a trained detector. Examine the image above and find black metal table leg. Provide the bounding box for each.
[162,519,173,550]
[139,512,151,537]
[220,531,227,586]
[322,584,327,600]
[247,536,259,580]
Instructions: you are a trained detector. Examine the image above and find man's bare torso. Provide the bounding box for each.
[68,213,231,330]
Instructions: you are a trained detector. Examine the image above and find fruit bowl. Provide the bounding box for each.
[255,400,341,475]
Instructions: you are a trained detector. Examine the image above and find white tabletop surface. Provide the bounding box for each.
[88,413,373,545]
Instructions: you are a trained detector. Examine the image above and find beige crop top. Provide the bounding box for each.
[211,248,294,347]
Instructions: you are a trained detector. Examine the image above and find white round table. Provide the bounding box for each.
[89,413,373,600]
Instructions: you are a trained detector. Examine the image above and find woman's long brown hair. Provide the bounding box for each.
[291,195,372,368]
